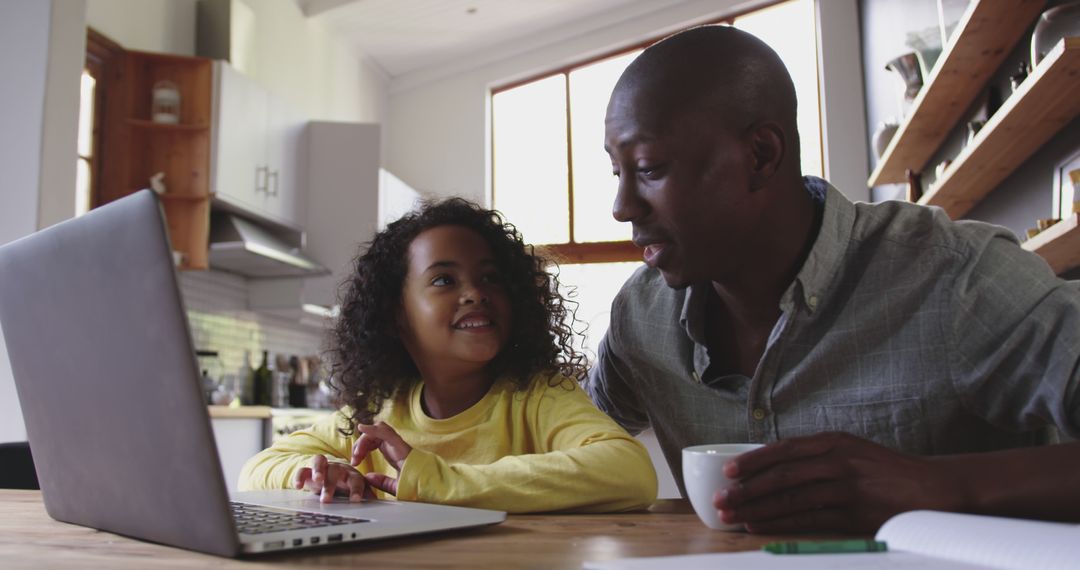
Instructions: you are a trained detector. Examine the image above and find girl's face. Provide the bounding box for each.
[397,225,513,377]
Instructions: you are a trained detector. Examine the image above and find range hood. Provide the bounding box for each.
[208,213,329,278]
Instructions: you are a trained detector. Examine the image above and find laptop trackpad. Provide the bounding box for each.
[232,490,402,518]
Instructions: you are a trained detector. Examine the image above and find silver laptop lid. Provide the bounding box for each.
[0,190,240,557]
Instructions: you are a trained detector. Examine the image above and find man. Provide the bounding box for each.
[587,25,1080,533]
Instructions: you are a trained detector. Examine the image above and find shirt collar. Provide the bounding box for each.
[785,176,856,314]
[681,176,856,338]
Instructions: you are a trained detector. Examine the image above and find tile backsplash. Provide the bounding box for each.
[178,270,328,380]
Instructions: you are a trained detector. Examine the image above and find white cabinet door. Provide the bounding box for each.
[213,62,268,214]
[249,123,413,315]
[213,61,306,230]
[264,96,306,228]
[210,417,266,492]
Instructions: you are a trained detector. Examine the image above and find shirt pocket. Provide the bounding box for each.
[815,397,928,453]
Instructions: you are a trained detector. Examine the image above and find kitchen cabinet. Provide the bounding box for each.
[208,407,271,492]
[211,61,307,229]
[97,53,312,273]
[207,406,334,491]
[249,122,420,315]
[98,50,214,270]
[378,168,423,230]
[868,0,1080,273]
[265,99,307,226]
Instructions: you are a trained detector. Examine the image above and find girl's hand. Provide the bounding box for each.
[293,454,371,503]
[351,421,412,496]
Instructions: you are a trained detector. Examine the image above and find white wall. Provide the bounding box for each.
[38,2,87,230]
[384,0,868,204]
[0,0,86,443]
[236,0,388,123]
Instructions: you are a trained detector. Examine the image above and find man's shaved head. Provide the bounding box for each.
[611,25,799,162]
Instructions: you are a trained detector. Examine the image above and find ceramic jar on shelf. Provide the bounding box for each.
[1031,2,1080,69]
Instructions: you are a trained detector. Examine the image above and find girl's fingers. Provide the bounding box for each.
[352,432,383,465]
[357,422,412,470]
[311,454,328,483]
[344,470,367,502]
[357,421,400,444]
[303,454,329,495]
[363,472,399,497]
[321,465,345,503]
[293,467,313,490]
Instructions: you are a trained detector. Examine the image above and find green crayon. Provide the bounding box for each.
[763,540,888,555]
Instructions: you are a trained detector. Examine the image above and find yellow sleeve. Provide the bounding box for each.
[395,379,657,513]
[237,409,385,491]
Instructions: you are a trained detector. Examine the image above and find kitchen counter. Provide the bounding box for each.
[207,406,336,419]
[207,405,272,419]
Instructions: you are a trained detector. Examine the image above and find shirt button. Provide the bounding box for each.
[807,295,819,309]
[752,408,766,421]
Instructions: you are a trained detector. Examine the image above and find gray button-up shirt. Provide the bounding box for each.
[586,177,1080,489]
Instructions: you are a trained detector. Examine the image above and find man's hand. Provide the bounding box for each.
[293,454,371,503]
[713,432,961,533]
[351,421,413,497]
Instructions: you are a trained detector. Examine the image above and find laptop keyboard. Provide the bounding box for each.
[230,501,370,535]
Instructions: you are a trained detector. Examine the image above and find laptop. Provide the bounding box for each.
[0,190,506,557]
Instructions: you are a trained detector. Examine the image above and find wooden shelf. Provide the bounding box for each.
[99,49,214,271]
[1022,212,1080,274]
[867,0,1045,187]
[126,118,209,131]
[919,38,1080,218]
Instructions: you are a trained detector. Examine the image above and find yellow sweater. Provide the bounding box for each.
[239,373,657,513]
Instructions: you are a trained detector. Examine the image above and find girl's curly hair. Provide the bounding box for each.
[328,197,586,433]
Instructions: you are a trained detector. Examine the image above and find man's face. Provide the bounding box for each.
[604,88,761,288]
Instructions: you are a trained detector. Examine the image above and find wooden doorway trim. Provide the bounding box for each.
[84,28,125,209]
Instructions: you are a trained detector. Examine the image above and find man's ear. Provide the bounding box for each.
[746,122,785,190]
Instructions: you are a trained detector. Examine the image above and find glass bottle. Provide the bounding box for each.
[239,349,254,405]
[253,350,273,407]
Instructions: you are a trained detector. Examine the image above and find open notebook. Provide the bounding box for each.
[584,510,1080,569]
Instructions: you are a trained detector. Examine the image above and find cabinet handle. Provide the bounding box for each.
[255,166,269,194]
[268,170,280,197]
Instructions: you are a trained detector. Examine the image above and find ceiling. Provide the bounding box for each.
[299,0,675,78]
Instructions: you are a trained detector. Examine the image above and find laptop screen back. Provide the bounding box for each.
[0,191,240,556]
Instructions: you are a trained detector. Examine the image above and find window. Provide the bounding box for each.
[76,70,96,217]
[491,0,820,356]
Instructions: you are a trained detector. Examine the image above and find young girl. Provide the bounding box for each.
[239,198,657,513]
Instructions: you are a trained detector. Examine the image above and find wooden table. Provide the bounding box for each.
[0,490,843,568]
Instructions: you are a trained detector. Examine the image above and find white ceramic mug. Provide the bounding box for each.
[682,443,764,530]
